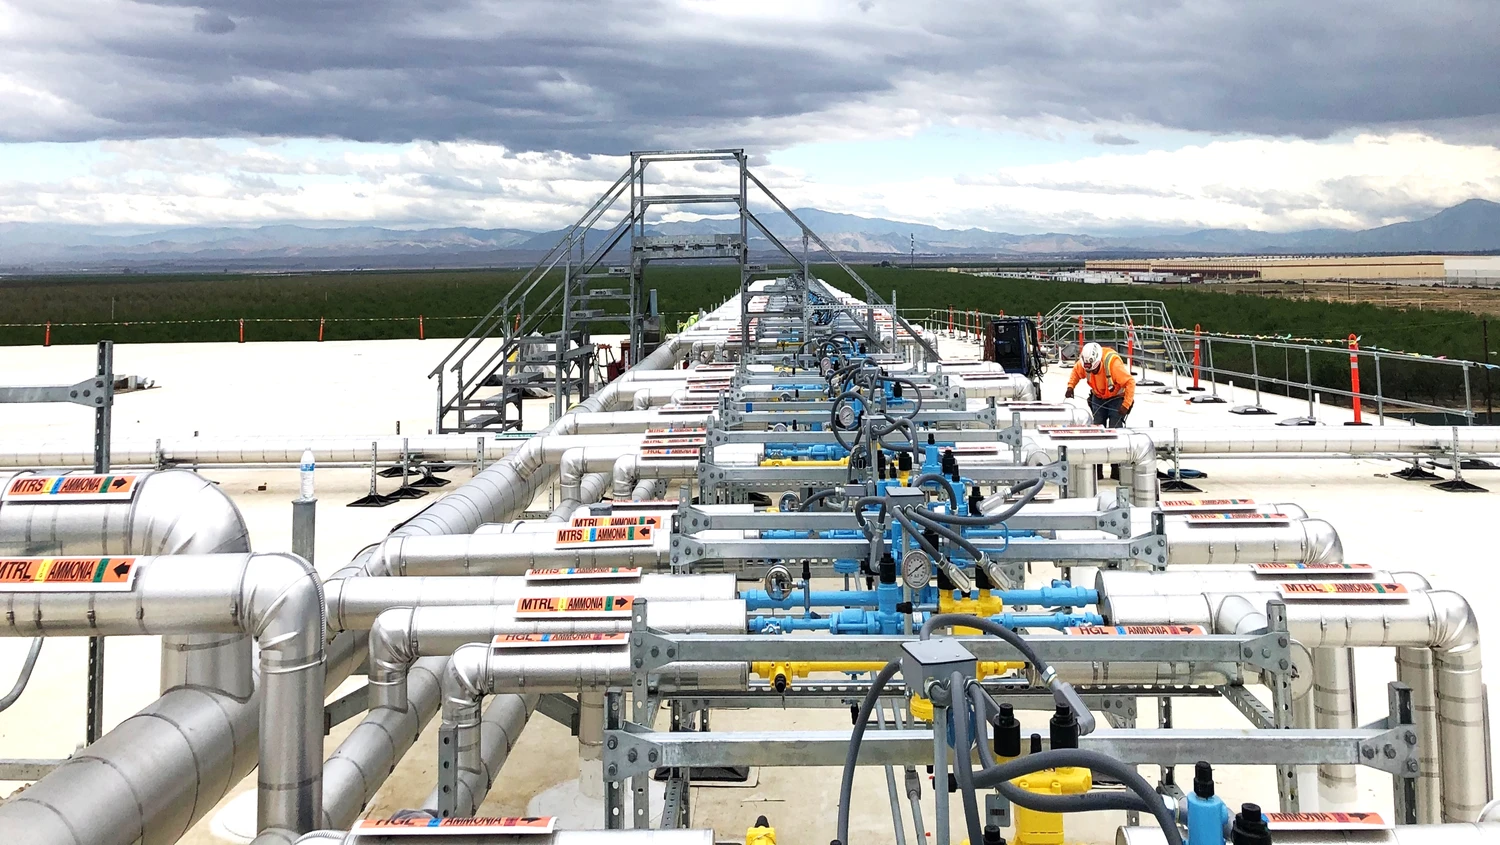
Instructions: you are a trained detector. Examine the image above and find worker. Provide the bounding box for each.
[1065,341,1135,427]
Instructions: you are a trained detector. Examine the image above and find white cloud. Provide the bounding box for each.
[0,132,1497,234]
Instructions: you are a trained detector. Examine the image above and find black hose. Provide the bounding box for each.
[0,637,43,712]
[836,660,903,845]
[885,377,924,420]
[905,508,989,566]
[910,473,959,511]
[951,671,986,845]
[919,477,1044,526]
[919,613,1049,676]
[967,682,1153,814]
[891,507,944,563]
[799,488,841,512]
[969,747,1183,845]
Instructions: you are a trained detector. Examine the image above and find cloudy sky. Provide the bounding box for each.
[3,0,1499,234]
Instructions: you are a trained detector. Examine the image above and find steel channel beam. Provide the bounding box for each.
[606,727,1417,780]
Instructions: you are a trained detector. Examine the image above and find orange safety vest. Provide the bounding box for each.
[1068,348,1135,404]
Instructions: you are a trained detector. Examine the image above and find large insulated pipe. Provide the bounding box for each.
[367,531,674,576]
[327,573,735,631]
[0,553,326,838]
[551,470,611,522]
[437,643,746,817]
[1312,647,1358,806]
[368,600,747,711]
[1098,577,1486,821]
[1119,825,1500,845]
[1023,432,1156,506]
[0,468,253,694]
[423,693,538,817]
[1162,427,1500,457]
[294,829,716,844]
[0,435,512,469]
[1163,518,1342,566]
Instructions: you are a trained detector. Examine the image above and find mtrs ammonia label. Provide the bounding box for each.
[514,595,635,618]
[1266,812,1388,830]
[554,524,655,548]
[569,515,662,529]
[1278,582,1409,600]
[5,474,140,503]
[0,557,138,591]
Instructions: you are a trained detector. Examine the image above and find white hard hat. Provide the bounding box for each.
[1081,342,1103,370]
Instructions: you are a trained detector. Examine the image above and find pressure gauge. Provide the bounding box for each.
[764,564,794,602]
[835,403,859,429]
[778,492,801,512]
[902,549,933,590]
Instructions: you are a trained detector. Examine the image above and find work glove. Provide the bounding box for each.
[1064,387,1075,399]
[1122,404,1133,417]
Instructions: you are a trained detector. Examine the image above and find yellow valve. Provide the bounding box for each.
[757,457,850,468]
[977,660,1026,677]
[909,694,933,722]
[746,815,777,845]
[751,661,889,691]
[938,590,1005,634]
[1012,766,1092,845]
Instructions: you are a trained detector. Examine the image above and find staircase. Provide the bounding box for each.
[1042,301,1192,379]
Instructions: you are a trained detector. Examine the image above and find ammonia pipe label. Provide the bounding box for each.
[1278,582,1409,600]
[1065,625,1206,636]
[1160,497,1257,512]
[0,556,138,591]
[524,567,643,582]
[492,632,628,650]
[4,474,140,503]
[569,515,662,529]
[1265,812,1389,830]
[554,524,655,548]
[514,595,636,617]
[1254,563,1373,575]
[1185,512,1291,525]
[351,816,557,835]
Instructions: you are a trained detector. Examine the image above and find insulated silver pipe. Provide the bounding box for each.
[0,552,326,838]
[368,600,747,710]
[294,829,717,845]
[0,468,254,695]
[0,435,512,468]
[367,532,673,577]
[1163,518,1342,566]
[421,693,537,817]
[1398,646,1442,823]
[1163,427,1500,456]
[327,573,735,631]
[1312,647,1357,806]
[1118,823,1500,845]
[438,643,746,817]
[1024,432,1156,506]
[1098,576,1487,821]
[551,470,611,522]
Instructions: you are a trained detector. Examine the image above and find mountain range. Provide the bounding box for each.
[2,199,1498,272]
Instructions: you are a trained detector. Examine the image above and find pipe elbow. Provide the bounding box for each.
[1301,518,1343,565]
[242,552,326,669]
[612,454,639,500]
[368,607,418,711]
[1428,590,1482,658]
[558,447,587,494]
[1127,432,1156,467]
[133,469,253,555]
[440,643,490,729]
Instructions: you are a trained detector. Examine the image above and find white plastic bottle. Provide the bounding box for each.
[299,449,316,501]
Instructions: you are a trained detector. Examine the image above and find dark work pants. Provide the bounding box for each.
[1088,394,1127,428]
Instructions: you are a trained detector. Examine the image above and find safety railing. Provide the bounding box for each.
[900,306,1497,427]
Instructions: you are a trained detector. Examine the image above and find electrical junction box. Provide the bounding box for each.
[901,638,977,692]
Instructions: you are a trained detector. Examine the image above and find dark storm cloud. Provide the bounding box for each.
[3,0,1498,149]
[192,11,235,34]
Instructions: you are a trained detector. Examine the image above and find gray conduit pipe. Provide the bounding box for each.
[327,573,735,631]
[1097,576,1487,821]
[0,468,253,696]
[0,553,326,839]
[367,600,747,711]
